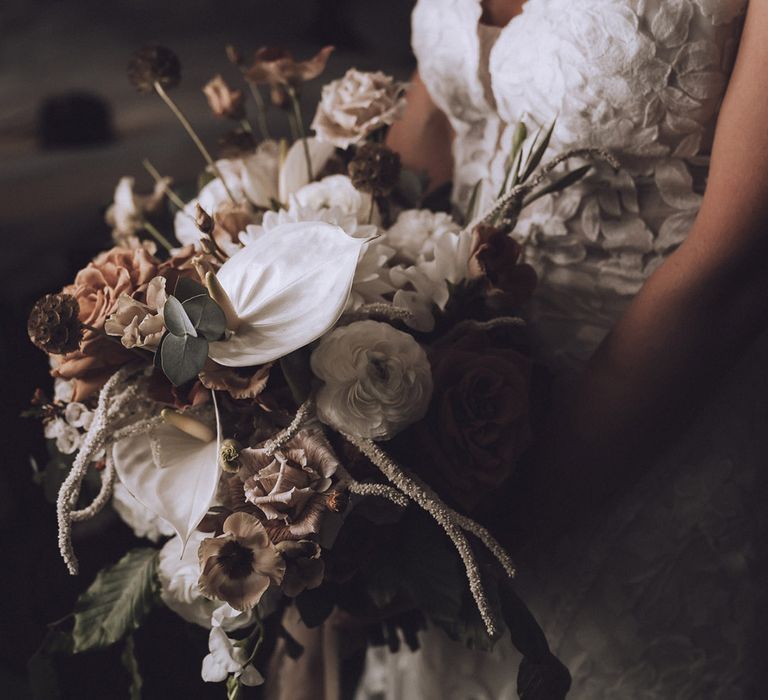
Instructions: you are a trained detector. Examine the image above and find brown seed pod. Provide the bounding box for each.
[27,293,83,355]
[127,45,181,93]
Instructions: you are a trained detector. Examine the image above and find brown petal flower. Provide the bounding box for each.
[127,45,181,93]
[244,45,334,89]
[52,246,162,400]
[198,512,285,611]
[28,293,83,355]
[199,362,272,401]
[239,429,340,540]
[203,74,246,121]
[276,540,324,597]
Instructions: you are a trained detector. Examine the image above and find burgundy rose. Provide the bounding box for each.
[415,327,532,511]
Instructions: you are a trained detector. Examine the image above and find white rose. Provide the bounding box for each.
[112,481,175,543]
[158,532,255,630]
[386,209,461,264]
[310,320,432,439]
[293,174,376,225]
[311,69,407,148]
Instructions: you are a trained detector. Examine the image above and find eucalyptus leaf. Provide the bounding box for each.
[163,295,197,338]
[72,548,159,653]
[174,277,208,302]
[154,333,166,369]
[160,332,209,386]
[182,294,226,341]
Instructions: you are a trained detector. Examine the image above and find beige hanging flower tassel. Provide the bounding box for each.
[341,432,510,639]
[262,396,316,456]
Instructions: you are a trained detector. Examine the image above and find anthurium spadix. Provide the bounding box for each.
[111,398,221,547]
[207,220,370,367]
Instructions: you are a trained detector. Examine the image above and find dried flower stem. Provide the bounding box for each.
[142,158,188,211]
[57,368,160,574]
[348,480,409,508]
[142,219,174,253]
[340,303,415,325]
[286,87,312,181]
[153,81,238,205]
[245,83,271,140]
[262,396,315,456]
[341,432,503,638]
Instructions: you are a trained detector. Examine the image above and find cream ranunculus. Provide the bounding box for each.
[311,69,407,148]
[310,320,433,439]
[386,209,461,265]
[293,174,376,226]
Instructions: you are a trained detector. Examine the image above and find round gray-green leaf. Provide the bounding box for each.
[182,294,227,341]
[160,332,208,386]
[163,295,197,337]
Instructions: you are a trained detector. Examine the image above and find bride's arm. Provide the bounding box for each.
[386,71,454,192]
[516,2,768,545]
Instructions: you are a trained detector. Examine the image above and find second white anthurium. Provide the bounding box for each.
[111,398,221,546]
[207,220,370,367]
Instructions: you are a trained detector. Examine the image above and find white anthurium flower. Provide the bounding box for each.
[158,531,254,630]
[207,221,370,367]
[111,399,221,546]
[112,481,175,543]
[238,205,395,309]
[201,625,264,686]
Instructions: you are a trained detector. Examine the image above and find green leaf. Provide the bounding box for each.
[27,628,72,700]
[182,294,226,341]
[72,548,159,653]
[464,179,483,223]
[121,635,143,700]
[521,120,556,183]
[524,164,592,207]
[160,332,209,386]
[499,122,528,196]
[174,277,208,302]
[163,295,197,337]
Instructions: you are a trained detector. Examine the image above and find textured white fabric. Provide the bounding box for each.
[356,1,766,699]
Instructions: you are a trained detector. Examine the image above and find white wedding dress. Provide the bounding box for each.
[356,1,767,698]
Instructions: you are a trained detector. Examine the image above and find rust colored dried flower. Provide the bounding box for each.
[276,540,324,597]
[28,293,83,355]
[217,128,258,158]
[468,224,538,306]
[127,45,181,93]
[198,512,285,611]
[199,362,272,401]
[203,74,245,120]
[244,45,334,89]
[348,142,401,196]
[239,429,340,541]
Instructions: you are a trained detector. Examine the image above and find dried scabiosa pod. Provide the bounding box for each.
[28,293,83,355]
[127,45,181,93]
[348,142,401,197]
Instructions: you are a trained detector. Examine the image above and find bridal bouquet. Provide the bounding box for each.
[27,43,612,698]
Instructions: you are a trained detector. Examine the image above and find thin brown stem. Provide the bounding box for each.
[153,81,238,205]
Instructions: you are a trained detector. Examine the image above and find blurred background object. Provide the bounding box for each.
[0,1,414,697]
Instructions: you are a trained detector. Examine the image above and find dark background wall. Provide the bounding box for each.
[0,2,415,697]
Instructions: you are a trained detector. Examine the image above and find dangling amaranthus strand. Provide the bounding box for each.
[262,396,316,456]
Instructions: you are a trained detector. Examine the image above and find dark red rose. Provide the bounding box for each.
[415,326,532,511]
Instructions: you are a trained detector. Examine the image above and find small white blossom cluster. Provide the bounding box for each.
[43,380,96,455]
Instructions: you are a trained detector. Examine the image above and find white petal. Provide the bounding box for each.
[208,222,367,366]
[279,138,335,203]
[111,398,221,546]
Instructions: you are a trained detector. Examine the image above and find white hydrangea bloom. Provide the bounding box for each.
[385,209,461,265]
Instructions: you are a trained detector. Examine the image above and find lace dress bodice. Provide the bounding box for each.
[357,2,768,700]
[414,0,746,364]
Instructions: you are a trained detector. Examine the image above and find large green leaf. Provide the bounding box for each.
[160,332,209,386]
[182,294,226,341]
[72,548,159,652]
